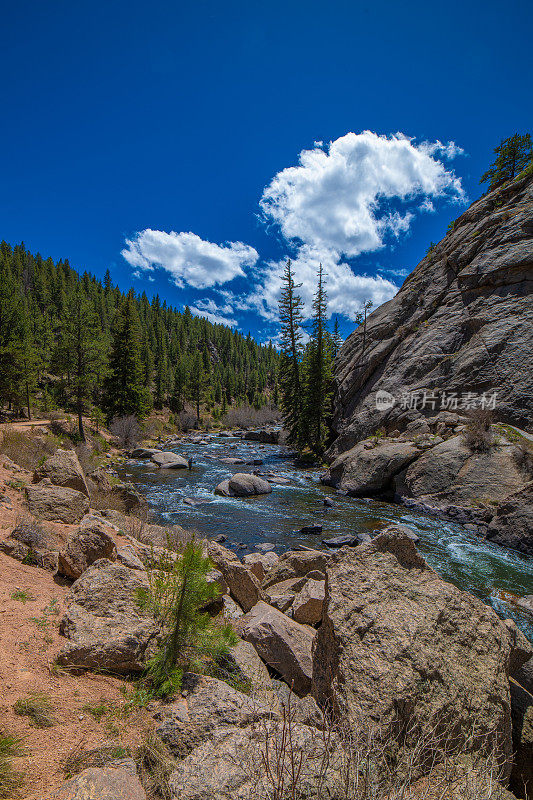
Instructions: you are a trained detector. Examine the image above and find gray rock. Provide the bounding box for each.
[57,560,158,672]
[130,447,160,459]
[151,451,190,469]
[34,449,90,497]
[237,601,315,696]
[510,679,533,799]
[215,473,272,497]
[312,532,520,778]
[242,550,279,581]
[379,523,420,543]
[116,545,145,570]
[53,760,146,799]
[323,440,419,495]
[58,523,117,579]
[486,482,533,555]
[329,173,533,458]
[26,480,89,523]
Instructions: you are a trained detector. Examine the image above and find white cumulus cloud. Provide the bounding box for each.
[259,131,464,260]
[122,229,258,289]
[188,297,238,327]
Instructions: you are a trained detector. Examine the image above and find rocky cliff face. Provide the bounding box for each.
[325,172,533,552]
[330,172,533,455]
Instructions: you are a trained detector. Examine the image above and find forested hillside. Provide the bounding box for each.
[0,242,279,433]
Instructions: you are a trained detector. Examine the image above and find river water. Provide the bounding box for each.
[119,433,533,641]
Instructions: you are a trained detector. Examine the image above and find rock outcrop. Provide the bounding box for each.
[26,480,89,523]
[330,173,533,452]
[57,559,158,672]
[151,451,190,469]
[34,449,90,497]
[486,482,533,555]
[312,533,528,776]
[207,542,265,612]
[238,600,315,696]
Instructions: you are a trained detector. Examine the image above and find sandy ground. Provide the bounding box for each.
[0,449,152,799]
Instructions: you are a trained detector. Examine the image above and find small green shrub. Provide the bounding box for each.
[10,590,34,603]
[13,693,55,728]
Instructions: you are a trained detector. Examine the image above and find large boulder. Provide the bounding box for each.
[168,722,339,800]
[57,559,158,672]
[207,542,264,612]
[0,520,58,571]
[486,482,533,555]
[292,579,325,625]
[242,550,279,580]
[151,451,190,469]
[262,549,328,589]
[312,533,524,775]
[154,673,276,758]
[26,480,89,523]
[237,601,315,696]
[34,448,90,497]
[395,436,530,510]
[215,473,272,497]
[243,429,279,444]
[58,522,117,579]
[514,656,533,695]
[323,440,419,495]
[53,759,146,799]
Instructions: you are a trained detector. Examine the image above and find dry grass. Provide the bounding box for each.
[0,732,25,798]
[135,731,176,800]
[13,693,56,728]
[220,404,281,429]
[463,408,494,452]
[0,427,60,471]
[62,744,131,778]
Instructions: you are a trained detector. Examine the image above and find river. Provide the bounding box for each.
[119,432,533,641]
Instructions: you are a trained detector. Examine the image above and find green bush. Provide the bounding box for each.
[136,540,237,699]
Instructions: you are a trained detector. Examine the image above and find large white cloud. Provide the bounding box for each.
[122,229,258,289]
[247,246,399,323]
[259,131,464,260]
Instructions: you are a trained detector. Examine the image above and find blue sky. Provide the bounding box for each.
[1,0,532,341]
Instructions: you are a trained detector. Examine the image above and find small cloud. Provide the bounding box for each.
[122,230,258,289]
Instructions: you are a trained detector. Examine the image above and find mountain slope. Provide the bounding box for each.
[330,171,533,458]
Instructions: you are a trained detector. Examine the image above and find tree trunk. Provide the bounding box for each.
[25,381,31,420]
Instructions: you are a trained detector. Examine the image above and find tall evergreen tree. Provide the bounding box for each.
[278,260,305,447]
[480,133,532,191]
[64,286,107,440]
[331,316,342,360]
[102,291,152,421]
[304,264,333,456]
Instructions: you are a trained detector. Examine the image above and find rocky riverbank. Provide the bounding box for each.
[1,434,533,799]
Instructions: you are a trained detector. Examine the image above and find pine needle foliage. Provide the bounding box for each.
[480,133,532,191]
[278,259,306,448]
[136,540,237,699]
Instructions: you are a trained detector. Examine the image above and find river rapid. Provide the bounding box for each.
[119,432,533,642]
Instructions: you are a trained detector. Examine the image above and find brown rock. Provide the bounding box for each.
[292,579,325,625]
[53,760,146,799]
[207,542,264,612]
[262,550,328,589]
[58,523,117,579]
[323,439,419,494]
[510,679,533,800]
[215,472,272,497]
[243,550,279,580]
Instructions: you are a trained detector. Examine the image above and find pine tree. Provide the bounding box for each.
[304,264,333,456]
[355,300,373,357]
[331,316,343,360]
[189,351,205,421]
[480,133,533,191]
[64,286,107,440]
[102,291,152,421]
[278,260,305,447]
